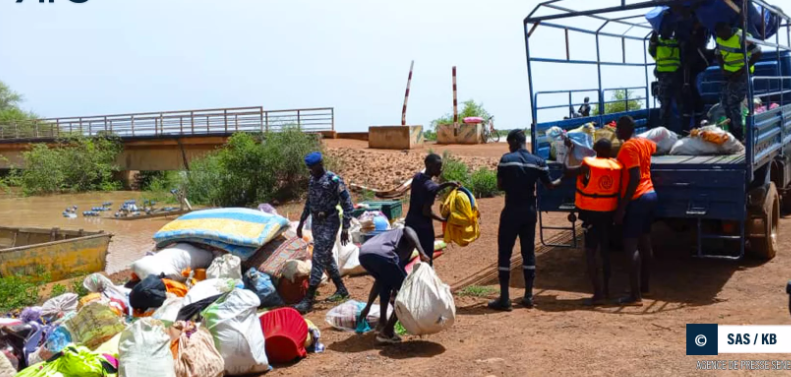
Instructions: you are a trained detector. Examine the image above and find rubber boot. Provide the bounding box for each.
[522,269,535,308]
[294,285,318,314]
[488,271,512,312]
[326,273,350,302]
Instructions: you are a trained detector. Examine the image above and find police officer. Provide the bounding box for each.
[649,21,682,132]
[680,20,712,131]
[715,22,762,141]
[488,130,562,311]
[295,151,355,314]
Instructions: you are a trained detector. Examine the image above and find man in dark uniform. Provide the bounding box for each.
[488,130,562,311]
[295,151,355,314]
[405,153,460,266]
[680,19,712,131]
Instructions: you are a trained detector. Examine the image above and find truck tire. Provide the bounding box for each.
[748,182,779,260]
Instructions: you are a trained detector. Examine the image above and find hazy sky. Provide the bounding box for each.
[0,0,713,132]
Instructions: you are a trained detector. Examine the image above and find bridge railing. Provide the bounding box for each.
[0,106,335,140]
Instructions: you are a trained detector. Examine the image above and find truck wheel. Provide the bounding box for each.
[748,182,779,260]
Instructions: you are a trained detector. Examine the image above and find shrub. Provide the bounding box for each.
[0,275,41,312]
[184,128,327,207]
[470,167,499,198]
[439,151,471,189]
[51,283,67,297]
[141,171,183,204]
[20,136,122,195]
[71,279,89,297]
[431,99,492,131]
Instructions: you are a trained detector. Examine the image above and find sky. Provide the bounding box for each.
[4,0,774,132]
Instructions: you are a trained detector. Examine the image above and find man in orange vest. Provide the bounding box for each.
[565,138,622,305]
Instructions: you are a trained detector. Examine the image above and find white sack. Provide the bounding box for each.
[333,230,365,277]
[132,243,214,282]
[202,289,269,376]
[40,293,78,320]
[638,127,678,155]
[394,262,456,336]
[182,278,240,306]
[151,295,184,326]
[118,318,176,377]
[206,254,242,280]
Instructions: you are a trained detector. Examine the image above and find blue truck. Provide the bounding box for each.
[524,0,791,259]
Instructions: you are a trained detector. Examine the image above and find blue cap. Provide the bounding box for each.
[304,151,323,167]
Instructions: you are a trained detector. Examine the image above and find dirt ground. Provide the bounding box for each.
[267,141,791,377]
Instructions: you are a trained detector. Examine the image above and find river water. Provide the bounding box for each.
[0,191,175,274]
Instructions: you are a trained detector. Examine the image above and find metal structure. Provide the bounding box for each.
[525,0,791,259]
[0,106,335,141]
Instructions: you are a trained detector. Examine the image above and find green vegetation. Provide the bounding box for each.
[140,171,182,204]
[593,89,643,115]
[431,100,492,131]
[439,151,500,199]
[0,80,37,126]
[394,321,408,336]
[71,279,89,297]
[17,136,122,195]
[0,274,41,312]
[51,283,67,297]
[457,285,498,298]
[165,128,325,207]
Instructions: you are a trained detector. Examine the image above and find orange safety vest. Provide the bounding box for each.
[576,157,622,212]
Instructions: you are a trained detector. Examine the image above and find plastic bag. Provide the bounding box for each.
[638,127,678,155]
[670,127,745,156]
[395,262,456,335]
[206,254,242,280]
[172,321,224,377]
[118,318,176,377]
[132,243,214,282]
[83,274,130,304]
[282,260,312,283]
[333,231,365,276]
[202,289,269,376]
[152,295,185,326]
[243,268,284,308]
[64,302,126,350]
[182,278,240,306]
[45,326,72,353]
[15,345,117,377]
[324,300,391,332]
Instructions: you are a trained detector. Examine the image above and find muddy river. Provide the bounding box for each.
[0,191,175,274]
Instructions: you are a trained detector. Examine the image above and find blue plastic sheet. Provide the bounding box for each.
[243,268,285,308]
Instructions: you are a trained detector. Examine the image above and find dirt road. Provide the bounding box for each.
[272,141,791,377]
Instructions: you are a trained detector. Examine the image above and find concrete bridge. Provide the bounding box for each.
[0,106,336,171]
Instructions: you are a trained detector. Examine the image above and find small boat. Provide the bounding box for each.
[0,227,112,282]
[110,209,191,221]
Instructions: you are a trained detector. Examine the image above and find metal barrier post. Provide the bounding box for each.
[331,108,335,131]
[297,110,301,130]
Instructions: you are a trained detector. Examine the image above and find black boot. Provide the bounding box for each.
[488,270,512,312]
[522,268,535,308]
[326,274,350,302]
[294,285,318,314]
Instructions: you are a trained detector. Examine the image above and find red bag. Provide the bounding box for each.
[277,276,308,305]
[258,308,308,364]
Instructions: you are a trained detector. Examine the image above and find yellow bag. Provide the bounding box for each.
[440,189,480,247]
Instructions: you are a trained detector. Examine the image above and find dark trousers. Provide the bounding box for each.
[359,253,406,310]
[681,80,705,132]
[497,204,537,300]
[581,211,613,296]
[721,74,748,141]
[407,221,435,266]
[657,72,682,133]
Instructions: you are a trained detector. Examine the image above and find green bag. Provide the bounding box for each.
[15,344,118,377]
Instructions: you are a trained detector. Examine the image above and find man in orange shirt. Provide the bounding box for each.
[615,116,658,307]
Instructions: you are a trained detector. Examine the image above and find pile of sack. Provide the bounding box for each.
[4,273,325,377]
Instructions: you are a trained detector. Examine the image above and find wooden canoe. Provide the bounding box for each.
[0,227,112,282]
[109,209,190,221]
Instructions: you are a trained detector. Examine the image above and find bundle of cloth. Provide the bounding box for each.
[670,125,745,156]
[153,208,291,261]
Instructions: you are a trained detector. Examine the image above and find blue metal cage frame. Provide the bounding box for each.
[523,0,791,258]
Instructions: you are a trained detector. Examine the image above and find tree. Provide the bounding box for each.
[593,89,643,116]
[0,80,37,124]
[431,100,491,131]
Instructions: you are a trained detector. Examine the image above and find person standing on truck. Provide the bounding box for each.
[680,19,712,131]
[649,20,683,132]
[564,139,622,305]
[488,129,562,311]
[295,151,355,314]
[614,116,658,307]
[715,22,762,141]
[405,153,460,266]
